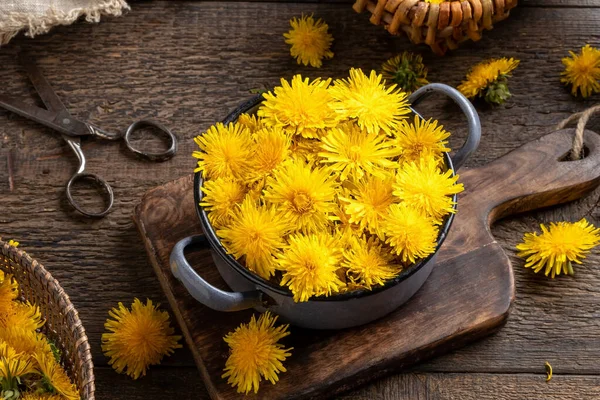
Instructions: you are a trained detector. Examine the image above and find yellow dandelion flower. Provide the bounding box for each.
[0,272,18,316]
[516,219,600,278]
[458,58,519,105]
[264,160,338,233]
[381,52,429,93]
[343,236,400,290]
[217,198,290,279]
[249,127,291,180]
[383,203,439,263]
[258,75,338,139]
[7,240,18,247]
[560,44,600,98]
[0,327,51,359]
[395,115,451,165]
[284,15,333,68]
[0,341,37,396]
[200,177,247,229]
[35,352,79,400]
[0,301,44,332]
[222,312,292,394]
[193,122,253,180]
[340,175,397,240]
[329,68,410,135]
[319,122,400,181]
[101,298,182,380]
[393,158,464,223]
[276,233,345,302]
[237,113,266,133]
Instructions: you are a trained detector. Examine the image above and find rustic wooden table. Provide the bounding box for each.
[1,1,599,398]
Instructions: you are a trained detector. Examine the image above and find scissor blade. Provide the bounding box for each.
[0,94,89,137]
[19,54,68,114]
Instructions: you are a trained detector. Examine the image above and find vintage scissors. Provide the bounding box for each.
[0,55,178,217]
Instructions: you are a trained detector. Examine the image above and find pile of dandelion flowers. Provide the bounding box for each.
[101,298,182,380]
[329,68,410,135]
[258,75,338,139]
[200,177,247,229]
[395,115,451,165]
[393,158,464,223]
[263,160,338,234]
[222,312,292,394]
[560,44,600,98]
[516,219,600,278]
[284,15,333,68]
[193,122,253,180]
[319,122,400,181]
[343,236,399,289]
[276,233,345,302]
[217,198,290,279]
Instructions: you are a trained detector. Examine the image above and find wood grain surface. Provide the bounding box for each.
[1,0,600,398]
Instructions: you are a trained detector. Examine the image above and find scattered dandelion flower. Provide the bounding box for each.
[319,122,400,181]
[101,298,182,380]
[264,160,338,233]
[458,58,520,105]
[217,198,290,279]
[383,203,439,263]
[343,236,399,289]
[200,177,247,229]
[393,158,463,223]
[545,361,553,382]
[516,219,600,278]
[277,233,345,302]
[284,15,333,68]
[329,68,410,135]
[560,44,600,98]
[193,122,253,180]
[258,75,338,138]
[35,352,79,400]
[381,52,429,93]
[395,115,451,165]
[222,312,292,394]
[341,175,397,240]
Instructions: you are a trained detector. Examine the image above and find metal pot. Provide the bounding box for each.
[170,83,481,329]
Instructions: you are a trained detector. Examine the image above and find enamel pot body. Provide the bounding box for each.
[170,83,481,330]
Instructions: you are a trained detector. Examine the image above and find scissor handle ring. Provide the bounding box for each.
[124,120,178,161]
[66,173,114,218]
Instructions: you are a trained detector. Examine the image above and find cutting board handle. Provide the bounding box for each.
[460,128,600,224]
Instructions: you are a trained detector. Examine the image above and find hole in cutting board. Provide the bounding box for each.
[558,145,590,161]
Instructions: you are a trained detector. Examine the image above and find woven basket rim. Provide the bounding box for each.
[0,238,96,400]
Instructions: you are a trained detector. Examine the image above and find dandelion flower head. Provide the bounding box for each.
[343,236,399,289]
[395,115,451,165]
[381,51,429,93]
[560,44,600,98]
[284,15,333,68]
[457,58,519,105]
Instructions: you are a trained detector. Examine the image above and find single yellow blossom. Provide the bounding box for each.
[383,203,439,263]
[560,44,600,98]
[284,15,333,68]
[258,75,338,138]
[343,236,400,289]
[319,122,400,181]
[200,177,247,229]
[35,352,79,400]
[516,219,600,278]
[193,122,253,180]
[381,52,429,93]
[393,158,464,223]
[395,115,451,165]
[340,175,397,240]
[223,312,292,394]
[458,58,519,105]
[101,298,182,380]
[0,301,44,332]
[249,127,291,180]
[276,233,344,302]
[217,198,290,279]
[329,68,410,135]
[264,160,338,233]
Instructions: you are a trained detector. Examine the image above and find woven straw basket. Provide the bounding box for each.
[0,239,95,399]
[353,0,518,55]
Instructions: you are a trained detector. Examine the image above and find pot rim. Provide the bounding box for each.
[193,97,457,302]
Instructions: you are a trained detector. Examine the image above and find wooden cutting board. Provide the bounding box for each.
[133,129,600,400]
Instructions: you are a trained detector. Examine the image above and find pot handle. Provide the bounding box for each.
[169,234,264,312]
[409,83,481,171]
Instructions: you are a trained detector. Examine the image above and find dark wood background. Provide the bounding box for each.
[1,0,600,398]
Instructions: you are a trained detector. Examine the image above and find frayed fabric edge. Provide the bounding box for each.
[0,0,130,45]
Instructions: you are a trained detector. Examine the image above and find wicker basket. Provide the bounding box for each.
[0,239,95,399]
[353,0,518,55]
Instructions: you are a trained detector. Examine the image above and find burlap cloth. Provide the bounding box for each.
[0,0,130,45]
